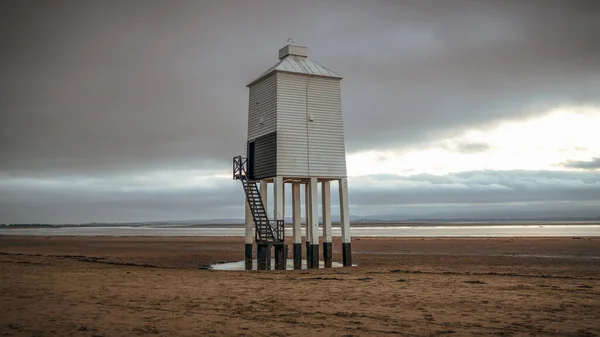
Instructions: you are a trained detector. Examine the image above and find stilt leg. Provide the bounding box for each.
[305,183,312,268]
[322,181,332,268]
[274,244,287,270]
[292,183,302,270]
[339,178,352,267]
[244,202,254,270]
[245,244,253,270]
[273,177,286,270]
[309,177,319,269]
[257,243,271,270]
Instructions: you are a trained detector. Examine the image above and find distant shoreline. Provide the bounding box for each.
[3,220,600,229]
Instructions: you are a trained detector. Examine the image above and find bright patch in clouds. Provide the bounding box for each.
[347,106,600,176]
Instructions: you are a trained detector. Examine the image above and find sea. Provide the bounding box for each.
[1,222,599,237]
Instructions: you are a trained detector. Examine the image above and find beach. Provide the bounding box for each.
[1,236,599,336]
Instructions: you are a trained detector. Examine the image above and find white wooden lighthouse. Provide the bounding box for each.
[233,44,351,270]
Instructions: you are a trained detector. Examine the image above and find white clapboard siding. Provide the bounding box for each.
[306,75,347,178]
[247,72,277,141]
[276,72,347,178]
[276,72,309,176]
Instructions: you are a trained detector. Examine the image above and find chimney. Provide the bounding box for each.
[278,44,308,60]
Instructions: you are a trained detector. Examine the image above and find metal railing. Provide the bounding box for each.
[233,155,247,180]
[270,220,284,242]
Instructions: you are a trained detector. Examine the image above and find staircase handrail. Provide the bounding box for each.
[233,155,247,180]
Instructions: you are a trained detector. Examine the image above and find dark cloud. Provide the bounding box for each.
[1,0,599,176]
[326,1,600,151]
[1,170,598,223]
[562,157,600,170]
[0,176,244,224]
[1,1,599,222]
[349,201,600,221]
[349,170,600,206]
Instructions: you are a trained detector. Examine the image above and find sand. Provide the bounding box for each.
[1,236,599,336]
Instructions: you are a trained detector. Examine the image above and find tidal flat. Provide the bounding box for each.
[1,236,599,336]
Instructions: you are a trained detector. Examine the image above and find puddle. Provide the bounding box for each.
[210,259,350,270]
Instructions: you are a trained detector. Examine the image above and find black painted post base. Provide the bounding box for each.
[323,242,332,268]
[342,242,352,267]
[245,243,253,270]
[274,244,287,270]
[257,243,271,270]
[293,243,302,270]
[310,244,319,269]
[306,241,312,269]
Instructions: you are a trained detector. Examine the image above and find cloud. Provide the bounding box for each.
[1,169,598,223]
[452,142,490,153]
[1,1,599,223]
[0,174,244,224]
[348,107,600,176]
[349,170,600,205]
[1,0,599,177]
[331,1,600,151]
[562,157,600,170]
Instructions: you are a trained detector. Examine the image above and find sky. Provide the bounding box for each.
[1,0,599,223]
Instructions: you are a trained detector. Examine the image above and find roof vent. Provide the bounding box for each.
[279,45,308,60]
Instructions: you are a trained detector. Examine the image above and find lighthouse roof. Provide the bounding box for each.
[247,45,342,87]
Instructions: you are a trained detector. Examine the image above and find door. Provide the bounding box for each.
[247,141,255,179]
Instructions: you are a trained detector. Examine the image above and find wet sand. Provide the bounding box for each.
[1,236,599,336]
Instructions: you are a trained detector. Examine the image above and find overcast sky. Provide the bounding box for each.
[1,0,599,223]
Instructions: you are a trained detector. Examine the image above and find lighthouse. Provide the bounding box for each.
[233,44,351,270]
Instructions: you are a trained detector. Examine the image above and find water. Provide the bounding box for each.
[1,224,598,237]
[210,259,347,270]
